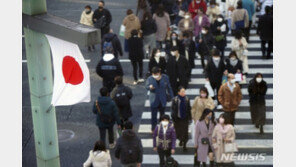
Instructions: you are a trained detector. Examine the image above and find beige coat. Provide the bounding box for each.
[206,6,221,24]
[225,0,239,18]
[231,8,249,29]
[123,14,141,39]
[212,124,236,163]
[191,97,215,123]
[231,37,249,73]
[80,11,94,27]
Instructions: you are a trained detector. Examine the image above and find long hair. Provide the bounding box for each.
[199,87,209,98]
[156,4,165,17]
[252,73,266,93]
[199,108,216,125]
[151,48,159,59]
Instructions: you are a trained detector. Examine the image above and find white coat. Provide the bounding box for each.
[83,150,112,167]
[80,10,94,27]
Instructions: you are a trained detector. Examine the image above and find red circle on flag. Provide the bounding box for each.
[62,56,84,85]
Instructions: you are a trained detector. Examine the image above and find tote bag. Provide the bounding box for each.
[224,142,238,153]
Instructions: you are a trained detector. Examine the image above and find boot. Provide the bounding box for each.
[260,125,264,134]
[210,161,215,167]
[179,140,183,147]
[195,161,201,167]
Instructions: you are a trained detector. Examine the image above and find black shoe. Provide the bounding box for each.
[88,46,91,52]
[260,125,264,134]
[179,141,183,146]
[255,124,259,128]
[183,142,187,151]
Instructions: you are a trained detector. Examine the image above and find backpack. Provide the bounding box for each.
[102,39,114,54]
[113,87,129,108]
[165,156,179,167]
[121,138,140,164]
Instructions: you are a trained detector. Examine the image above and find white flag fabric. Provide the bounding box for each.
[46,35,91,106]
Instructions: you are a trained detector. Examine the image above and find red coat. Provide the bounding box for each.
[188,0,207,19]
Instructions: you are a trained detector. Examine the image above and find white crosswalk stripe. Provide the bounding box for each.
[138,29,273,166]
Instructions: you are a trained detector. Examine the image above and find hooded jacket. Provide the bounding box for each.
[101,33,123,58]
[83,150,112,167]
[96,54,123,82]
[123,14,141,39]
[114,129,143,164]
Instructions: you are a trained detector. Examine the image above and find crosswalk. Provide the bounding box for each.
[138,29,273,166]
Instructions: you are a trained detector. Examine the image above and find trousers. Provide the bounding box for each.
[99,126,114,145]
[131,60,143,81]
[151,104,166,131]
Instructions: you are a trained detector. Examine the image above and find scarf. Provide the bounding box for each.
[178,95,186,119]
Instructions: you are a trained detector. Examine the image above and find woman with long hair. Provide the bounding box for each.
[148,48,166,74]
[83,140,112,167]
[136,0,151,21]
[141,11,157,58]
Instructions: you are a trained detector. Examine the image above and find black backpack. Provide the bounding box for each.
[165,156,179,167]
[121,140,140,164]
[113,87,129,108]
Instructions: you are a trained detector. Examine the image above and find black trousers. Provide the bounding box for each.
[216,162,235,167]
[157,149,171,167]
[245,21,252,42]
[261,40,273,57]
[131,60,143,81]
[210,81,222,105]
[224,111,236,125]
[103,79,115,92]
[99,126,114,145]
[200,53,209,69]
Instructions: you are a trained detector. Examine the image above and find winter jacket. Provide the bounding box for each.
[248,79,267,104]
[178,18,194,34]
[171,96,192,121]
[165,39,183,54]
[197,32,214,56]
[231,37,248,58]
[206,5,221,24]
[225,0,239,18]
[191,97,215,123]
[101,33,123,58]
[242,0,255,21]
[225,58,243,74]
[173,1,189,25]
[188,0,207,19]
[211,19,229,50]
[141,18,157,36]
[92,96,121,128]
[205,57,226,84]
[123,14,141,39]
[127,35,144,61]
[179,39,196,69]
[110,84,133,119]
[257,13,273,41]
[231,8,249,29]
[153,122,176,150]
[153,12,171,41]
[148,57,167,74]
[93,8,112,28]
[162,0,177,15]
[80,10,94,27]
[218,82,242,112]
[193,14,210,37]
[115,129,143,164]
[83,150,112,167]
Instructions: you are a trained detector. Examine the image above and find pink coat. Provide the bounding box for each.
[194,120,215,162]
[193,14,210,37]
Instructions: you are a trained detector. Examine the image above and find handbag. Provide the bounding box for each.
[224,142,238,153]
[95,100,114,124]
[119,24,125,37]
[201,137,210,145]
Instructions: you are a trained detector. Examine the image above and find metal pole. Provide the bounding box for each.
[23,0,60,166]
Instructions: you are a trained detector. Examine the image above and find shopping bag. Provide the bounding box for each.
[205,81,214,97]
[234,73,243,82]
[222,75,228,84]
[224,143,238,153]
[119,24,125,37]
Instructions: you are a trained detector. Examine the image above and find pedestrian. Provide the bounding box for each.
[189,0,207,19]
[171,86,192,151]
[148,48,167,74]
[191,87,215,123]
[123,9,141,52]
[136,0,151,22]
[93,0,112,38]
[196,26,214,70]
[162,0,178,24]
[80,5,95,51]
[194,108,216,167]
[259,0,273,15]
[205,48,227,109]
[141,11,157,58]
[153,115,177,167]
[225,51,243,75]
[146,67,174,132]
[149,0,162,14]
[96,53,123,92]
[231,0,249,35]
[165,32,183,54]
[115,121,143,167]
[101,28,123,58]
[257,6,273,59]
[231,29,249,75]
[193,7,210,37]
[218,73,242,125]
[166,46,190,95]
[211,14,229,59]
[83,140,112,167]
[173,0,189,25]
[248,73,268,134]
[241,0,255,42]
[180,31,196,80]
[178,12,194,38]
[225,0,239,34]
[212,113,236,167]
[206,0,221,24]
[111,76,133,124]
[153,4,171,49]
[128,29,145,85]
[93,87,122,148]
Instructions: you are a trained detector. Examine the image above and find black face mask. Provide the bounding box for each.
[98,6,103,10]
[85,10,91,14]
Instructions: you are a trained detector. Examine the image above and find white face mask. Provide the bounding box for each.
[230,79,236,84]
[219,118,225,124]
[185,15,190,19]
[217,18,223,22]
[201,30,207,34]
[230,57,236,61]
[161,121,169,126]
[256,78,263,83]
[171,51,175,56]
[213,57,220,61]
[160,52,166,57]
[200,93,207,98]
[152,75,160,79]
[155,52,161,58]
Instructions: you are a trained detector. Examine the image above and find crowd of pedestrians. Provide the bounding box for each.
[80,0,273,166]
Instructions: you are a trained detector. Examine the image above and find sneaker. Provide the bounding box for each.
[138,78,145,83]
[109,143,116,149]
[217,105,223,110]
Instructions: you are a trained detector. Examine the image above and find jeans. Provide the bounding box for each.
[261,40,273,57]
[224,111,236,125]
[122,163,137,167]
[151,104,166,131]
[99,126,114,145]
[131,60,143,81]
[157,148,171,167]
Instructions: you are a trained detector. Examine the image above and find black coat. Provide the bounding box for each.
[127,36,144,61]
[101,33,123,58]
[257,14,273,41]
[197,32,215,56]
[115,129,143,164]
[248,79,268,104]
[96,55,123,81]
[141,18,157,36]
[205,57,226,84]
[149,57,167,74]
[166,55,190,94]
[171,96,192,121]
[165,39,184,54]
[111,84,133,119]
[211,20,229,50]
[93,8,112,28]
[179,39,196,69]
[225,58,243,74]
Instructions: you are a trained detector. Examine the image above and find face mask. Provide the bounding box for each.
[230,79,236,84]
[161,121,169,126]
[196,0,201,3]
[160,52,166,57]
[217,18,223,22]
[172,36,177,40]
[155,53,161,58]
[213,57,220,61]
[256,78,263,83]
[207,115,212,120]
[98,6,103,10]
[201,30,207,34]
[200,93,207,98]
[152,75,159,79]
[219,118,225,124]
[185,15,190,19]
[230,57,236,61]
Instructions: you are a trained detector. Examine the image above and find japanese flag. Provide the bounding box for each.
[46,35,91,106]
